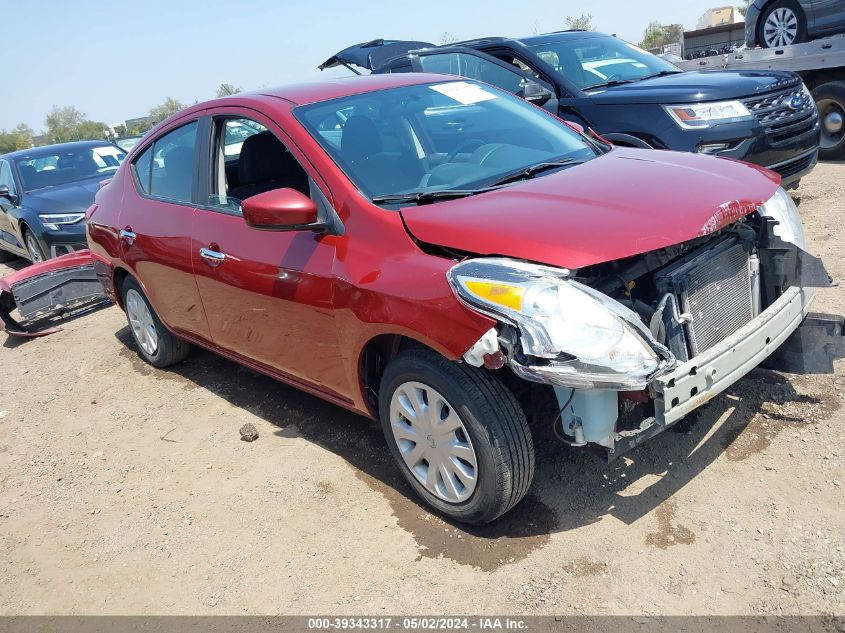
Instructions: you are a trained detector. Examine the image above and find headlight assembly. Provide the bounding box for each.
[447,258,671,390]
[664,100,754,129]
[39,213,85,231]
[758,187,806,249]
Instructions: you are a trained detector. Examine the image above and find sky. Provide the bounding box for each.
[2,0,726,131]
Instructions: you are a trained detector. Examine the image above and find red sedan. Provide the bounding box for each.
[86,73,823,524]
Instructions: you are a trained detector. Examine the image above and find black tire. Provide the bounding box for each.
[812,81,845,161]
[120,277,190,368]
[23,228,46,263]
[758,0,807,48]
[378,348,534,525]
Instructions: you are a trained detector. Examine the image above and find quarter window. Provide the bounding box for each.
[132,121,198,203]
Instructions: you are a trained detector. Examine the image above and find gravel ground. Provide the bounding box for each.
[0,163,843,615]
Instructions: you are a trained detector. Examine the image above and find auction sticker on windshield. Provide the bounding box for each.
[430,81,498,105]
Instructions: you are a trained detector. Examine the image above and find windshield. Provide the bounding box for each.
[525,34,679,91]
[295,80,596,202]
[15,145,126,192]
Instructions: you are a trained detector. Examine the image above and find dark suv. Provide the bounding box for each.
[322,31,821,188]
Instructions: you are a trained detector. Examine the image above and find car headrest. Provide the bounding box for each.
[341,116,382,163]
[238,131,293,184]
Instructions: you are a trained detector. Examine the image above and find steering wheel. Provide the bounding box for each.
[446,139,486,163]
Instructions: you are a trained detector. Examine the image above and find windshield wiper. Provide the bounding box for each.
[639,70,682,81]
[485,159,582,187]
[583,78,640,90]
[371,187,501,206]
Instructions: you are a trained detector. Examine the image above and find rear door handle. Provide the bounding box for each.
[119,228,136,244]
[199,247,226,267]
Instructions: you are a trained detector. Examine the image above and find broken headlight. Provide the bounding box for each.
[448,258,667,389]
[758,187,806,249]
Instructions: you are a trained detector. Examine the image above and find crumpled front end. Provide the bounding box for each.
[452,189,842,459]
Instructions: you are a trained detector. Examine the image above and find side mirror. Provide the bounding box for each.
[0,185,16,205]
[522,80,554,106]
[241,188,323,232]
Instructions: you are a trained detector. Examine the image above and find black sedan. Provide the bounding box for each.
[0,141,126,262]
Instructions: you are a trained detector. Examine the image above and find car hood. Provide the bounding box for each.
[22,177,102,214]
[399,147,780,270]
[585,70,800,104]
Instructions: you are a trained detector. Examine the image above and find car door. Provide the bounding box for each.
[120,117,212,339]
[190,109,350,400]
[807,0,845,35]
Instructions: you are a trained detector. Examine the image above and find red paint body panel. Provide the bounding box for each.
[400,147,781,271]
[84,74,783,418]
[0,250,94,292]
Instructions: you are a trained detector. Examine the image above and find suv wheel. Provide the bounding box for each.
[813,81,845,161]
[121,277,190,368]
[378,349,534,525]
[24,230,45,263]
[760,0,807,48]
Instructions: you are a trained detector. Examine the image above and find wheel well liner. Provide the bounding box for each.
[358,334,437,414]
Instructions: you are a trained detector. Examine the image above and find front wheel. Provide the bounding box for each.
[378,349,534,525]
[121,277,190,368]
[24,229,45,263]
[812,81,845,161]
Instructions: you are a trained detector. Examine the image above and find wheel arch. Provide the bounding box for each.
[357,332,448,417]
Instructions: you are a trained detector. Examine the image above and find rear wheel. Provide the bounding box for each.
[121,277,190,368]
[378,348,534,525]
[759,0,807,48]
[812,81,845,161]
[23,229,45,263]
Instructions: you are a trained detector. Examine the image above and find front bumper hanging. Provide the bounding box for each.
[0,250,108,337]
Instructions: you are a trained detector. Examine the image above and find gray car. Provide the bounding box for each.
[746,0,845,48]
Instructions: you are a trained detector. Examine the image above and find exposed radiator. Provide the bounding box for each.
[656,238,760,357]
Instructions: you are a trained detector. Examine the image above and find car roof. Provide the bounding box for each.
[517,31,609,46]
[249,73,461,106]
[1,140,118,161]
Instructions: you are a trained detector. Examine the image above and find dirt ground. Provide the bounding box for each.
[0,163,843,616]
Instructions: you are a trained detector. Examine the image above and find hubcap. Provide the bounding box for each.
[25,234,44,263]
[764,7,799,47]
[125,288,158,356]
[389,381,478,503]
[817,98,845,150]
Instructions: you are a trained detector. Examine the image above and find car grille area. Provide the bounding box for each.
[656,239,759,358]
[744,86,816,132]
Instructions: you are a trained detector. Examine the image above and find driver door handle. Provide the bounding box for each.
[199,247,226,267]
[119,228,136,244]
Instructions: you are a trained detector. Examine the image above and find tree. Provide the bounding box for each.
[45,106,85,143]
[639,21,682,50]
[439,32,459,45]
[149,97,185,124]
[11,124,34,150]
[216,83,242,97]
[737,0,752,17]
[565,14,594,31]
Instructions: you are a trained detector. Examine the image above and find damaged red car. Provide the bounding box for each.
[82,74,834,524]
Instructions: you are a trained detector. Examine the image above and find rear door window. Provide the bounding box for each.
[132,121,199,204]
